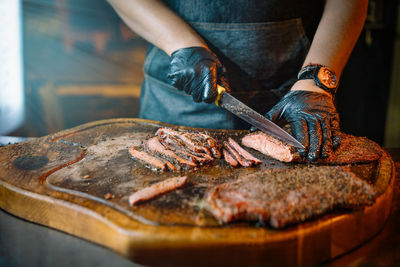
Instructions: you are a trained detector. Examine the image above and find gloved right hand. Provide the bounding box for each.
[251,90,341,161]
[168,46,229,103]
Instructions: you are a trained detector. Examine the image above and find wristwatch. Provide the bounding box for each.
[297,64,338,96]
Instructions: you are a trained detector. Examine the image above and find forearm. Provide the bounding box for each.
[302,0,368,78]
[107,0,206,55]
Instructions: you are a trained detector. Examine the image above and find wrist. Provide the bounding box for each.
[290,79,332,97]
[165,39,208,56]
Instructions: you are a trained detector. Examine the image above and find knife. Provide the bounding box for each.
[215,85,305,149]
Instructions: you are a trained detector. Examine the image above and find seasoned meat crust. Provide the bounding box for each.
[316,133,382,164]
[206,166,376,228]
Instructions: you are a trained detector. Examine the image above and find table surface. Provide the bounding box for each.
[1,145,399,267]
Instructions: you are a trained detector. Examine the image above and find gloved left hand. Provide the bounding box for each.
[251,90,341,161]
[168,46,229,103]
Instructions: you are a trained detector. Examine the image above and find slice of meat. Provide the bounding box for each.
[223,149,238,167]
[179,130,222,158]
[129,176,188,205]
[156,128,212,156]
[210,146,222,159]
[223,141,253,167]
[129,147,175,171]
[160,135,193,153]
[160,136,214,164]
[228,137,262,165]
[143,137,197,168]
[206,166,376,228]
[241,131,299,162]
[172,148,212,165]
[197,132,222,158]
[161,145,210,167]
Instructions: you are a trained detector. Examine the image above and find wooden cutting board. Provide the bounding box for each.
[0,118,395,266]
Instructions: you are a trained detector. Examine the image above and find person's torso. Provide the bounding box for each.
[140,0,323,128]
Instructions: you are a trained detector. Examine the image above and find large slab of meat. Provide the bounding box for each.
[206,166,376,228]
[241,131,381,164]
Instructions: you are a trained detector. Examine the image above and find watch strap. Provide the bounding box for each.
[297,64,338,96]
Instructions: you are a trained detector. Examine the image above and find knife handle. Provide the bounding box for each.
[215,85,226,106]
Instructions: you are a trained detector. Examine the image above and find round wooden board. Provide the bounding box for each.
[0,118,395,266]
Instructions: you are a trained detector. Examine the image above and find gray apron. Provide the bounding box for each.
[139,0,323,129]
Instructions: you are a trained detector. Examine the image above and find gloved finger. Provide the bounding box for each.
[265,100,285,122]
[201,65,218,103]
[331,114,341,149]
[190,66,213,102]
[202,81,218,103]
[189,75,206,102]
[289,119,309,158]
[306,115,323,161]
[320,117,333,158]
[168,71,185,91]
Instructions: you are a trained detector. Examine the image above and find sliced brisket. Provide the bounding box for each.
[162,140,214,164]
[222,148,238,167]
[128,147,175,171]
[241,131,299,162]
[228,137,262,165]
[143,137,197,168]
[198,132,222,158]
[155,128,223,159]
[156,128,213,156]
[129,176,188,205]
[223,141,253,167]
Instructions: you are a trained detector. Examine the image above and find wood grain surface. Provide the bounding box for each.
[0,118,395,266]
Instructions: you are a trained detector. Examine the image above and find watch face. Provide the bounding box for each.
[317,67,337,89]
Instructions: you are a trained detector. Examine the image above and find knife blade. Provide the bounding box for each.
[215,85,305,149]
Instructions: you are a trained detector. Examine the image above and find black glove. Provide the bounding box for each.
[168,47,229,103]
[251,90,341,161]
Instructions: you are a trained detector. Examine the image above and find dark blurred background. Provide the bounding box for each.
[0,0,399,147]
